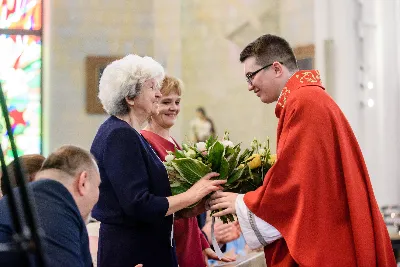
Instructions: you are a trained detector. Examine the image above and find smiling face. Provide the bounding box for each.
[132,78,162,116]
[151,92,181,129]
[243,56,284,104]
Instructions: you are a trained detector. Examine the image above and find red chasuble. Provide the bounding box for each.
[140,130,210,267]
[243,70,396,266]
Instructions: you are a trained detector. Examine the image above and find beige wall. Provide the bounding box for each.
[180,0,280,150]
[179,0,314,150]
[44,0,155,153]
[279,0,314,45]
[43,0,314,154]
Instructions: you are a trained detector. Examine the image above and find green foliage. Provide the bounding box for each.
[207,141,224,171]
[164,134,275,224]
[172,158,212,184]
[218,157,230,179]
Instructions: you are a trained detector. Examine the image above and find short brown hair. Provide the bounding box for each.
[1,154,45,196]
[240,34,298,72]
[41,145,96,178]
[160,75,182,96]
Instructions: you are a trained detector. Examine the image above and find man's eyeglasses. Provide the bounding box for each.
[246,62,283,85]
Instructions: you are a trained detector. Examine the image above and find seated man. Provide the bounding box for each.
[0,145,100,267]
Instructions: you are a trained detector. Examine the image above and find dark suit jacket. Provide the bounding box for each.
[90,116,177,267]
[0,179,92,267]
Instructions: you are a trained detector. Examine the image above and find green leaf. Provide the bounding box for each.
[238,148,253,163]
[208,141,224,171]
[227,146,240,176]
[171,158,212,184]
[171,184,188,195]
[251,171,262,187]
[224,146,236,157]
[226,167,245,185]
[170,181,181,188]
[218,157,230,179]
[170,180,191,195]
[173,149,186,159]
[210,210,236,224]
[238,180,258,194]
[206,135,217,150]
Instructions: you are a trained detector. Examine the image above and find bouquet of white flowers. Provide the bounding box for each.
[164,132,276,223]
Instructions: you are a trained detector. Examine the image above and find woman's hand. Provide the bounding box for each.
[209,191,239,217]
[203,247,236,263]
[214,220,241,244]
[166,173,226,216]
[202,219,241,244]
[186,172,226,203]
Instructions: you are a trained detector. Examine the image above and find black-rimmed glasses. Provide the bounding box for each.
[246,62,283,85]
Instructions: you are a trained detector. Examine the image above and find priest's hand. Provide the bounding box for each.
[209,191,239,217]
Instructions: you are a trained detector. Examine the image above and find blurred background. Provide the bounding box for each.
[0,0,399,208]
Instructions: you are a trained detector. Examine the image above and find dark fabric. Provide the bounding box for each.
[0,179,92,267]
[244,70,396,266]
[141,130,210,267]
[197,212,207,229]
[91,116,177,267]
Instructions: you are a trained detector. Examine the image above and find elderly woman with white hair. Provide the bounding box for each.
[90,55,226,267]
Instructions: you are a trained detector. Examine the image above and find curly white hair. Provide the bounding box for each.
[98,54,165,116]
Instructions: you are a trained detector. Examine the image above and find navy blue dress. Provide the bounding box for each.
[90,116,177,267]
[0,179,92,267]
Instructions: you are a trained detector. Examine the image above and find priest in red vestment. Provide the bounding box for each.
[141,75,234,267]
[209,34,396,267]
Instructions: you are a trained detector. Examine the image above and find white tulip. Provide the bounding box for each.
[184,149,197,158]
[165,154,175,162]
[196,142,207,152]
[222,140,234,148]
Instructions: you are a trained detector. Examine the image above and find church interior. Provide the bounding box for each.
[1,0,400,266]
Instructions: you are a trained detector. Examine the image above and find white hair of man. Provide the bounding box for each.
[99,54,165,116]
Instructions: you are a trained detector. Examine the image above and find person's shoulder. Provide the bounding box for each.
[100,118,140,143]
[31,179,67,192]
[97,116,131,133]
[288,85,335,111]
[32,180,83,230]
[31,179,77,208]
[109,130,142,151]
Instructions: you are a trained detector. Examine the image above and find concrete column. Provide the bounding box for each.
[153,0,183,142]
[373,0,400,205]
[315,0,400,205]
[314,0,361,136]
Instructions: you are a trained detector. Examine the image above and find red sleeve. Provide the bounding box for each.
[199,227,210,250]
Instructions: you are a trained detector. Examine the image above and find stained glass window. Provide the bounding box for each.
[0,0,42,163]
[0,0,42,30]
